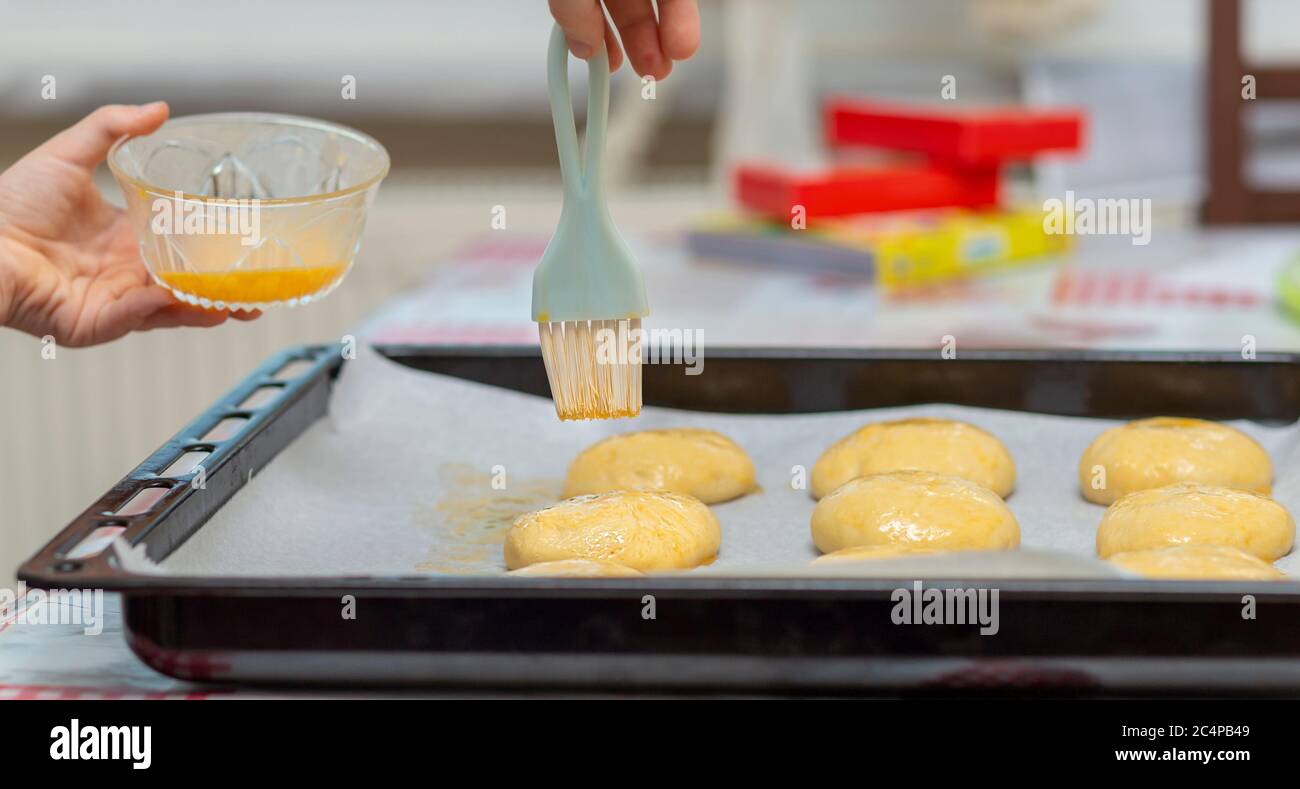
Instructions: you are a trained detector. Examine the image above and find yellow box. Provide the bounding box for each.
[817,207,1072,289]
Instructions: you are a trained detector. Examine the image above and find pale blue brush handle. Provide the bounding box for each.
[533,23,646,323]
[548,23,609,201]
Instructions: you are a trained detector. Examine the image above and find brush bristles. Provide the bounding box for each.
[538,318,643,420]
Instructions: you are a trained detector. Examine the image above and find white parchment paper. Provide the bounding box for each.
[157,347,1300,580]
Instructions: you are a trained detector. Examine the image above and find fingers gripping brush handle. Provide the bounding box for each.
[533,24,649,421]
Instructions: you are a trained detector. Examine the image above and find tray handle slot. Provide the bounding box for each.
[237,383,286,410]
[64,522,129,561]
[112,483,176,517]
[272,358,315,381]
[200,413,253,442]
[159,448,212,478]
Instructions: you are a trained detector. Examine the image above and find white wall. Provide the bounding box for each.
[4,0,1281,123]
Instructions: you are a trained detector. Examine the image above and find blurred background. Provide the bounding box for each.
[5,0,1300,583]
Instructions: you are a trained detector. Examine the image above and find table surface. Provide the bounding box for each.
[7,223,1300,697]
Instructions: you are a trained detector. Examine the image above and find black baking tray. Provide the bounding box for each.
[19,344,1300,693]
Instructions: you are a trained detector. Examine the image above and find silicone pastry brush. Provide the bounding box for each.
[533,24,649,420]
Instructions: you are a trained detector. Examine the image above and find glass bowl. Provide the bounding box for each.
[108,112,389,310]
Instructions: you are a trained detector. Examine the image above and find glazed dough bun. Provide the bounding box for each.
[507,559,643,578]
[810,418,1015,500]
[812,544,940,564]
[1078,417,1272,505]
[563,428,756,504]
[504,490,721,571]
[1095,483,1294,560]
[1108,545,1284,581]
[810,471,1020,555]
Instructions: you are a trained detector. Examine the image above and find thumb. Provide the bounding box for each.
[41,102,170,173]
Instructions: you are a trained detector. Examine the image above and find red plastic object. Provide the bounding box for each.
[826,100,1083,165]
[735,164,1000,220]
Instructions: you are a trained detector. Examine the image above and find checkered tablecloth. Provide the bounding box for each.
[364,228,1300,352]
[1,593,212,699]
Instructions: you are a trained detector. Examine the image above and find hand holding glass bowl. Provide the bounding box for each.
[108,113,389,310]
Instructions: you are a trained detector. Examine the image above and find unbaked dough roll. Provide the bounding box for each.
[1095,483,1294,560]
[810,418,1015,500]
[1108,545,1285,581]
[504,490,721,571]
[563,428,756,504]
[507,559,643,577]
[1077,417,1272,505]
[810,470,1020,555]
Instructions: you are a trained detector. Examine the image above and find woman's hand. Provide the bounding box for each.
[549,0,700,80]
[0,102,258,348]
